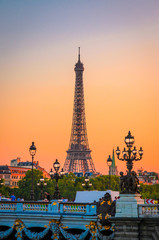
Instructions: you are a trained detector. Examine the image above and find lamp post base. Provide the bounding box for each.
[115,194,144,218]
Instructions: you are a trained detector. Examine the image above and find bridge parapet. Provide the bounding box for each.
[62,202,87,213]
[138,204,159,217]
[0,202,17,211]
[0,201,96,215]
[60,202,96,215]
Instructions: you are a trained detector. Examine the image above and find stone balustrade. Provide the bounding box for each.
[0,201,96,215]
[138,204,159,217]
[61,202,96,215]
[0,202,17,211]
[23,202,49,211]
[62,203,87,212]
[1,201,159,218]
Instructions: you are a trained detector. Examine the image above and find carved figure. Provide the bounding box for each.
[96,193,115,227]
[131,171,139,193]
[120,172,125,193]
[120,170,140,194]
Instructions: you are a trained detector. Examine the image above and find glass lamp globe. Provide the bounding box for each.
[60,168,64,175]
[49,168,54,177]
[139,147,143,156]
[85,176,89,182]
[125,131,135,148]
[132,146,137,155]
[53,159,60,172]
[116,147,120,156]
[122,148,127,156]
[107,155,112,167]
[29,142,36,156]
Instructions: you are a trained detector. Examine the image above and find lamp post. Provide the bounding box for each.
[49,159,64,200]
[37,178,47,200]
[116,131,143,194]
[29,142,36,201]
[107,155,112,190]
[82,176,92,190]
[116,131,143,176]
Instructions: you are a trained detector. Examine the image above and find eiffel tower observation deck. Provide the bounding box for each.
[63,48,96,174]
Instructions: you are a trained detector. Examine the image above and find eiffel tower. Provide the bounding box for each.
[63,48,96,174]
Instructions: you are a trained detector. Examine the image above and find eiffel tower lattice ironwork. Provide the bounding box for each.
[63,48,96,174]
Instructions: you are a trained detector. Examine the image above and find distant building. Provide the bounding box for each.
[109,149,118,176]
[0,166,11,186]
[36,165,50,179]
[0,158,50,188]
[11,157,38,169]
[10,157,50,178]
[10,157,21,167]
[137,168,159,185]
[8,166,30,187]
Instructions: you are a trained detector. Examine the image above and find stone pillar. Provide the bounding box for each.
[111,218,141,240]
[48,200,60,213]
[115,194,144,218]
[109,194,144,240]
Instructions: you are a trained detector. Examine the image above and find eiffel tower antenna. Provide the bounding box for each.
[78,47,80,61]
[63,49,96,174]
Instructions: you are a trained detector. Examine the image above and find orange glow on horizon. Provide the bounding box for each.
[0,1,159,175]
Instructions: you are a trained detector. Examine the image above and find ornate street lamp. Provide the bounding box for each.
[82,176,92,190]
[107,155,112,190]
[116,131,143,175]
[37,177,47,200]
[29,142,36,201]
[116,131,143,194]
[49,159,64,200]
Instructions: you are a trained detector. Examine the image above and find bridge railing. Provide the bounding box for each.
[0,201,49,212]
[0,201,96,215]
[59,202,96,215]
[0,202,17,211]
[138,204,159,217]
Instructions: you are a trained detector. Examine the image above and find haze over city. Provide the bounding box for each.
[0,0,159,174]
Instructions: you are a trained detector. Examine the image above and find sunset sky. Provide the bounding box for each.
[0,0,159,174]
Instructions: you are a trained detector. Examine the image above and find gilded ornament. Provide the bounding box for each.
[104,225,111,230]
[107,200,111,205]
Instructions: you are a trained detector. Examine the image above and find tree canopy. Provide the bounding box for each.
[1,171,159,201]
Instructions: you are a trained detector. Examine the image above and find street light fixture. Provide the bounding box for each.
[37,177,47,200]
[49,159,64,200]
[82,176,92,190]
[116,131,143,176]
[124,131,135,148]
[29,142,36,201]
[107,155,112,190]
[116,131,143,194]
